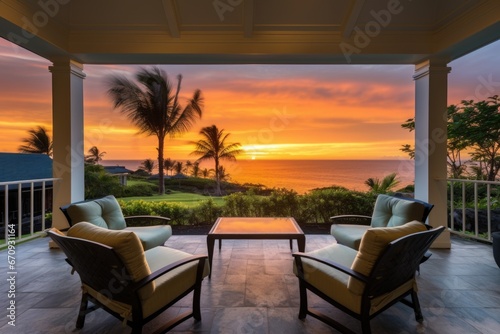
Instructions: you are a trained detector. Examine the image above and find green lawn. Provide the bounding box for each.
[118,191,225,207]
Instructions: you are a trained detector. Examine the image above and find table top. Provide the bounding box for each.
[209,217,303,235]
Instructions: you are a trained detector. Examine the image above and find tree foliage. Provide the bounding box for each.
[85,146,106,164]
[18,126,53,156]
[139,159,156,175]
[401,96,500,180]
[190,125,242,195]
[364,172,401,194]
[107,66,203,194]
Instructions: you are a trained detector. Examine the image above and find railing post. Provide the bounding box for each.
[1,178,60,244]
[450,181,455,232]
[17,183,22,240]
[4,184,8,242]
[474,183,478,238]
[461,182,466,234]
[42,181,46,231]
[487,184,491,240]
[447,178,499,243]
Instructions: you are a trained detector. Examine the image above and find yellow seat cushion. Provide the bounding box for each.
[348,220,427,295]
[84,246,209,319]
[67,222,154,298]
[293,243,417,315]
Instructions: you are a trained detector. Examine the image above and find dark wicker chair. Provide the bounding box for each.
[330,194,435,270]
[47,228,208,334]
[293,225,445,334]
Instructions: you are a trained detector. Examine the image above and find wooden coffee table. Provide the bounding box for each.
[206,217,305,278]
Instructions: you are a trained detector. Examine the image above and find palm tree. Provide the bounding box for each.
[139,158,156,175]
[201,168,213,178]
[191,125,242,195]
[174,161,184,175]
[365,172,401,194]
[164,158,176,176]
[185,160,193,175]
[107,66,203,194]
[85,146,106,164]
[191,161,201,177]
[217,165,230,182]
[18,126,53,156]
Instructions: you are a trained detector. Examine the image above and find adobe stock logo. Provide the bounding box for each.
[213,0,243,21]
[340,0,407,63]
[7,0,70,47]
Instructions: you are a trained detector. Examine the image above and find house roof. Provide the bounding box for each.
[0,152,53,182]
[103,166,133,174]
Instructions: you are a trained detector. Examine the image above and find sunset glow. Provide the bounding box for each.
[1,38,499,161]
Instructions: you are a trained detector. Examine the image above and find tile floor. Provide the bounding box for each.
[0,233,499,333]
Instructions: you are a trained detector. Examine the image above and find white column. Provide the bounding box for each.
[413,60,451,248]
[49,60,86,230]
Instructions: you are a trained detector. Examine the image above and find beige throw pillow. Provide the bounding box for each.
[348,221,427,295]
[67,222,154,298]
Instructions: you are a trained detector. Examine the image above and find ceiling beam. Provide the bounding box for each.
[243,0,254,38]
[162,0,180,38]
[343,0,365,39]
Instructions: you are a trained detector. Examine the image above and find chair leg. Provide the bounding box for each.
[76,293,88,329]
[361,318,372,334]
[298,280,308,320]
[411,290,424,322]
[131,324,142,334]
[192,283,202,321]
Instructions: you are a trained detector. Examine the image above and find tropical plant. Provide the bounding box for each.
[84,164,122,199]
[191,161,201,177]
[217,165,229,182]
[107,66,204,194]
[85,146,106,164]
[174,161,184,175]
[18,126,53,156]
[454,96,500,181]
[201,168,213,178]
[139,158,156,175]
[401,96,500,180]
[364,172,400,194]
[190,125,242,195]
[185,160,193,175]
[163,158,176,176]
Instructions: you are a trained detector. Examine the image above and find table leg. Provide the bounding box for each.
[297,235,306,252]
[207,235,215,279]
[289,239,293,250]
[219,239,222,251]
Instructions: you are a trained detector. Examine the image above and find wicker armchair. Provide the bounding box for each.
[60,195,172,250]
[293,222,444,334]
[48,223,209,334]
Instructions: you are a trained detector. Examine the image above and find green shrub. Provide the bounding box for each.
[190,199,223,224]
[122,183,156,197]
[85,164,123,199]
[300,187,374,223]
[117,187,378,226]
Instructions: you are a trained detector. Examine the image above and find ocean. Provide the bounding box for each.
[103,159,415,194]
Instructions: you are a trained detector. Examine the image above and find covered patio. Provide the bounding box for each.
[1,1,500,332]
[1,233,499,333]
[1,0,499,249]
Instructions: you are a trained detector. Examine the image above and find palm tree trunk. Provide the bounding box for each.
[158,136,165,195]
[215,159,221,196]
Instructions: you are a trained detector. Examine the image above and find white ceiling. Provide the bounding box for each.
[0,0,499,64]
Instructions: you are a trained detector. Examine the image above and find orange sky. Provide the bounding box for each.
[1,38,499,161]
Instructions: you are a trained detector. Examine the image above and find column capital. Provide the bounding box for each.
[413,60,451,81]
[48,60,86,79]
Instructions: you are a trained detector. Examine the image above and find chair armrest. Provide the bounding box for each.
[124,215,171,226]
[293,252,368,283]
[131,254,208,291]
[329,215,372,225]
